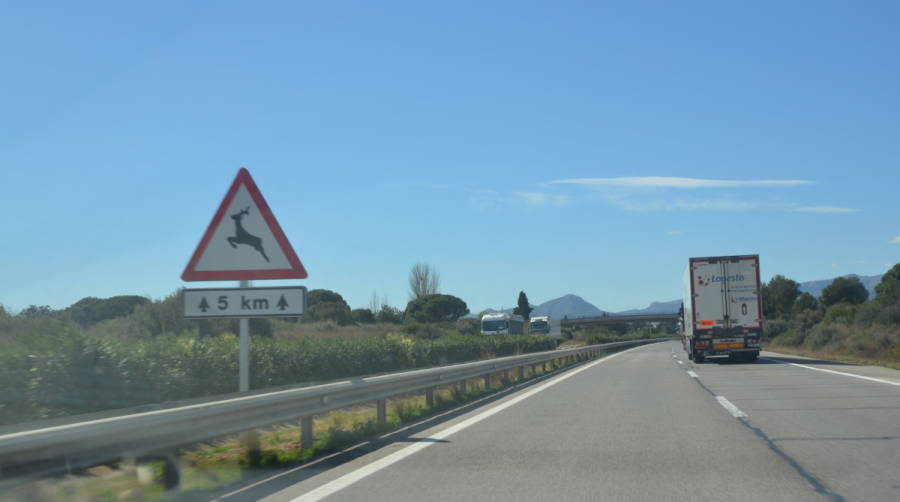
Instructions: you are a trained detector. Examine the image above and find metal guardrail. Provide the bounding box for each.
[0,338,668,486]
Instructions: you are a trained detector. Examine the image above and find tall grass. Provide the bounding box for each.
[0,326,555,426]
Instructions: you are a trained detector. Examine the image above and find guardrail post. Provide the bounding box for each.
[484,374,491,390]
[377,399,387,425]
[301,415,314,450]
[518,366,525,380]
[136,453,181,491]
[426,387,435,408]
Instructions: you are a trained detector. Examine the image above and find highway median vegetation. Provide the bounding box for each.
[0,290,556,427]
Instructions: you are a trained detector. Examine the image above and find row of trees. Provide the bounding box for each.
[762,264,900,359]
[762,265,900,321]
[5,262,546,335]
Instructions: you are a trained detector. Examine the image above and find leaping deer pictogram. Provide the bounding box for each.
[227,207,269,262]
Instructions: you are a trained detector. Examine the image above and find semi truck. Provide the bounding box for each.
[682,255,763,363]
[529,315,562,343]
[481,313,525,335]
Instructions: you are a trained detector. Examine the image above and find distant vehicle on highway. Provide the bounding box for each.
[481,313,525,335]
[529,315,562,342]
[682,255,763,363]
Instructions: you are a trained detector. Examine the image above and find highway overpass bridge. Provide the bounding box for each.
[561,312,680,330]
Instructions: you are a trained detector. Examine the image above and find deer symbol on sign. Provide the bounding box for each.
[227,207,270,262]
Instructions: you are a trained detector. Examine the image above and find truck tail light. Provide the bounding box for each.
[695,340,709,349]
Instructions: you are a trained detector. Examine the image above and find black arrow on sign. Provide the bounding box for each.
[198,297,210,312]
[277,295,289,311]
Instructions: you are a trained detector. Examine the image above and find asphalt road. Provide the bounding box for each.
[219,341,900,502]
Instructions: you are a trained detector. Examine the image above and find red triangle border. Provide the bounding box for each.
[181,168,308,281]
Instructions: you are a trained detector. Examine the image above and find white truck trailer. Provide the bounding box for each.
[682,255,763,363]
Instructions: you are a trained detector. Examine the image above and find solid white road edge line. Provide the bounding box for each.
[760,357,900,388]
[687,370,699,378]
[715,396,747,418]
[289,344,649,502]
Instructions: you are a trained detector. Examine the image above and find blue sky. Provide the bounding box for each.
[1,1,898,314]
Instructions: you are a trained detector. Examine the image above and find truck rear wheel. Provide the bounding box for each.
[746,353,758,363]
[694,353,705,364]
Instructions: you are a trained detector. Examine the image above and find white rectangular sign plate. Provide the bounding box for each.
[184,286,307,319]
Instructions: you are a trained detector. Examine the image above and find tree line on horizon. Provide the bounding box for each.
[1,263,543,338]
[762,262,900,362]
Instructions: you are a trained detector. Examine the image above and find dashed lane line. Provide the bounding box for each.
[715,396,747,418]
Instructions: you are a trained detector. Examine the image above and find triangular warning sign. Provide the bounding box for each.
[181,168,308,281]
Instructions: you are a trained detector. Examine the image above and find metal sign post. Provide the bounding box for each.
[239,280,250,392]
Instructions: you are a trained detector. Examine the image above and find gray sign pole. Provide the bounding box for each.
[239,279,250,392]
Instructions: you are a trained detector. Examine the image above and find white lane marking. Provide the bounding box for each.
[687,370,699,378]
[715,396,747,418]
[677,360,684,365]
[761,357,900,388]
[290,345,649,502]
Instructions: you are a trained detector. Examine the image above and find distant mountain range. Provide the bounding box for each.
[616,300,683,316]
[797,274,882,299]
[478,273,886,319]
[479,294,608,319]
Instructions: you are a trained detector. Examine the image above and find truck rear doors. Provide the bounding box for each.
[690,256,761,333]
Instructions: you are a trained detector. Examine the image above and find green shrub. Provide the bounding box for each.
[804,324,838,350]
[68,296,150,326]
[351,309,376,324]
[822,304,858,325]
[770,330,804,347]
[763,319,788,341]
[404,294,469,323]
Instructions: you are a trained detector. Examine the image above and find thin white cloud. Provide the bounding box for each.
[668,231,682,236]
[551,194,570,206]
[790,205,860,213]
[671,198,756,211]
[548,176,858,214]
[890,236,900,244]
[516,192,547,205]
[600,194,757,212]
[515,192,570,207]
[552,176,812,189]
